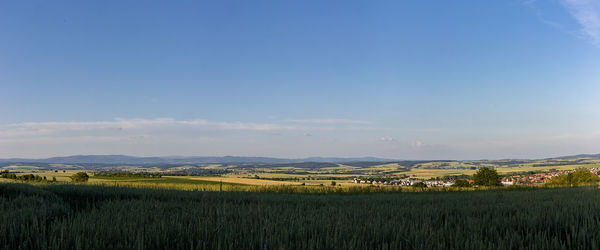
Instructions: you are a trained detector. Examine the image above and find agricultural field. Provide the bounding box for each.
[3,155,600,188]
[3,182,600,249]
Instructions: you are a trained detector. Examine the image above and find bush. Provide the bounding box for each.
[412,182,427,188]
[546,169,600,186]
[452,179,472,187]
[70,172,89,183]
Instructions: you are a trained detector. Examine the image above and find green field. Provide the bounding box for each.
[3,182,600,249]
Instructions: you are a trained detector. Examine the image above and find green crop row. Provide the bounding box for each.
[2,183,600,249]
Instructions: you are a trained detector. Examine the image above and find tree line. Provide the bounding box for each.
[1,171,56,182]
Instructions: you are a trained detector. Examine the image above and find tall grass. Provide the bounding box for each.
[2,183,600,249]
[88,179,550,194]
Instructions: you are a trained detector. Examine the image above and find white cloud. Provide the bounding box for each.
[561,0,600,46]
[379,137,395,142]
[286,118,374,125]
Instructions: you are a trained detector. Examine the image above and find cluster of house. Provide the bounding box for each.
[353,168,600,187]
[354,173,564,187]
[352,179,456,187]
[501,168,600,185]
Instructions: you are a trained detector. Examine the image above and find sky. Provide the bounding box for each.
[1,0,600,160]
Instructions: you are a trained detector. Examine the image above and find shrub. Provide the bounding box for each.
[412,182,427,188]
[546,169,600,186]
[70,172,89,183]
[452,179,472,187]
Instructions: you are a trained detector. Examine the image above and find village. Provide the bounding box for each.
[352,178,455,187]
[500,167,600,185]
[351,167,600,187]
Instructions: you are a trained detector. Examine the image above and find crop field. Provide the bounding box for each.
[3,182,600,249]
[4,158,600,188]
[185,176,303,186]
[404,168,478,179]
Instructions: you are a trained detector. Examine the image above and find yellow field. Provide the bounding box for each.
[183,176,302,186]
[405,168,477,179]
[231,172,358,178]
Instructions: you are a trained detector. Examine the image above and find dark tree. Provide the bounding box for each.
[473,167,500,186]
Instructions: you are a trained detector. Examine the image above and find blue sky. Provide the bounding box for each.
[1,0,599,159]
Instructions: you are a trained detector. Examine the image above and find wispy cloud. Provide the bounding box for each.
[0,118,298,138]
[523,0,566,29]
[525,0,600,47]
[0,118,382,139]
[285,118,374,125]
[561,0,600,46]
[379,137,395,142]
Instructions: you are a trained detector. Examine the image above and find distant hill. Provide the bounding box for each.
[0,155,395,165]
[551,153,600,160]
[2,153,598,166]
